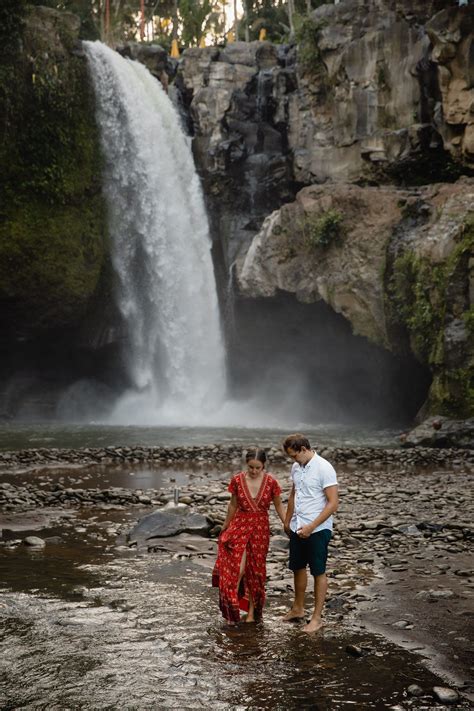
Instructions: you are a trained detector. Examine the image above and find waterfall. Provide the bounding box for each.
[84,41,226,424]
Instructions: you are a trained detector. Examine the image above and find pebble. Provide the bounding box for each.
[345,644,364,657]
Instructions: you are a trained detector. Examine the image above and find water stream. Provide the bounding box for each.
[0,512,461,710]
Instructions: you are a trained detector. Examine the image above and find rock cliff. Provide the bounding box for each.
[0,5,108,337]
[0,5,120,419]
[177,0,473,418]
[237,178,474,417]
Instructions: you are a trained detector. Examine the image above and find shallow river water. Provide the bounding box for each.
[0,423,399,451]
[0,527,459,710]
[1,462,470,710]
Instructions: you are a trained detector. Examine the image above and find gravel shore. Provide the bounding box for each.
[1,444,473,704]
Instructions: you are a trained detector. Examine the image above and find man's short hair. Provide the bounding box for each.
[283,433,311,453]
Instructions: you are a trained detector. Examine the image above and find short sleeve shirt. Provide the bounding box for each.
[290,453,338,533]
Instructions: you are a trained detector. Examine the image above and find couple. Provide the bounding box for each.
[212,433,339,633]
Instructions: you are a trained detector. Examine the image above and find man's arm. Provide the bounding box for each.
[296,485,338,538]
[284,484,295,536]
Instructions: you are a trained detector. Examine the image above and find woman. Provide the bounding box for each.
[212,447,286,624]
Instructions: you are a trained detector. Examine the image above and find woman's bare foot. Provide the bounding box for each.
[302,617,324,633]
[245,615,255,623]
[282,608,305,622]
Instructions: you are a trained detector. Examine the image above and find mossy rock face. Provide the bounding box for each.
[0,5,107,336]
[387,211,474,417]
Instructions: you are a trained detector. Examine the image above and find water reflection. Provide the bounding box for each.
[0,514,469,709]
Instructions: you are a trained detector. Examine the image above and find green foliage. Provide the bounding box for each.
[0,9,107,331]
[0,0,27,58]
[387,215,474,416]
[302,209,344,251]
[0,200,107,328]
[179,0,223,46]
[463,307,474,337]
[429,369,474,419]
[234,0,327,43]
[388,252,444,362]
[294,14,327,77]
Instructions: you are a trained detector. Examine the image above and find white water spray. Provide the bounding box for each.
[84,41,226,424]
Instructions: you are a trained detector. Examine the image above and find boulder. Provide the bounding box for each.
[128,507,212,544]
[402,416,474,448]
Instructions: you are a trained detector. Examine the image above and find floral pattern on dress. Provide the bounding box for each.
[212,472,281,623]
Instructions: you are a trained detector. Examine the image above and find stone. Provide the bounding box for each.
[23,536,46,547]
[127,508,212,543]
[407,684,424,697]
[345,644,364,657]
[432,686,459,704]
[392,620,410,628]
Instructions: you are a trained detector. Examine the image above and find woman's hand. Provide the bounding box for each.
[284,523,292,537]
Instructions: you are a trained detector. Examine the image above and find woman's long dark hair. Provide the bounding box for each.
[245,447,267,465]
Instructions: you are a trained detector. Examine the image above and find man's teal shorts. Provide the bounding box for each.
[289,529,332,576]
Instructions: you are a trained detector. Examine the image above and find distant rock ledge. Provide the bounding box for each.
[0,443,473,471]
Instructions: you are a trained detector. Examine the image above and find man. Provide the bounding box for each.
[282,433,338,633]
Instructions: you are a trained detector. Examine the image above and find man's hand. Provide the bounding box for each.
[284,523,292,537]
[297,524,314,538]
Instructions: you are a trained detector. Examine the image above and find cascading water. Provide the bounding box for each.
[84,41,226,424]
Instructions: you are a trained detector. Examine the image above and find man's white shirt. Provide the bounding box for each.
[290,453,338,533]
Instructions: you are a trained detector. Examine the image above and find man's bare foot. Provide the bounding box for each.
[302,618,324,633]
[282,608,305,622]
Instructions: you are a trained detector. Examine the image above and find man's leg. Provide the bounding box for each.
[302,572,328,633]
[282,568,307,621]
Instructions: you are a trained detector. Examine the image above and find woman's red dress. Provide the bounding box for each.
[212,472,281,623]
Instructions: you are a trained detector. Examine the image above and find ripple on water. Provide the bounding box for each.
[0,553,470,710]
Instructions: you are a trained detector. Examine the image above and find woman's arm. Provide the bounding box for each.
[220,494,238,532]
[272,495,286,525]
[284,484,295,536]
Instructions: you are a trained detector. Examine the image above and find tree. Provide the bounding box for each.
[178,0,223,46]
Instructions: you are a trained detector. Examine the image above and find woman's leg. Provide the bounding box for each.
[219,538,246,624]
[245,591,255,622]
[237,548,247,587]
[244,536,267,622]
[237,548,256,622]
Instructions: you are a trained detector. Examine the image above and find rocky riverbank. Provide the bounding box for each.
[1,446,473,706]
[1,442,474,472]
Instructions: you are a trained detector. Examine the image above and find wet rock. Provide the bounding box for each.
[432,686,459,704]
[402,417,474,449]
[415,589,455,601]
[128,507,211,543]
[23,536,46,547]
[397,524,423,536]
[407,684,424,697]
[345,644,364,657]
[392,620,410,628]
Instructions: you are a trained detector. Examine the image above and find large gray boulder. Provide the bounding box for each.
[402,416,474,448]
[128,506,212,544]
